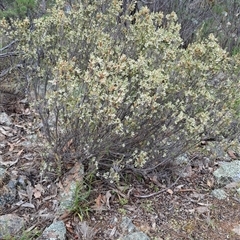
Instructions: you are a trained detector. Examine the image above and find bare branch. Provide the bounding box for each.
[0,40,18,52]
[0,51,20,58]
[0,64,22,82]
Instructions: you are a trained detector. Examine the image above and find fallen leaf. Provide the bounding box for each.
[225,182,239,189]
[15,201,35,209]
[0,133,5,141]
[17,149,24,156]
[26,181,33,203]
[0,126,13,136]
[21,202,35,209]
[66,221,74,234]
[0,157,19,166]
[95,194,102,206]
[7,142,14,152]
[175,184,185,190]
[62,139,73,152]
[18,189,28,200]
[228,150,237,159]
[187,209,195,214]
[109,226,116,237]
[33,190,41,199]
[91,194,106,212]
[190,192,205,200]
[167,189,173,195]
[207,178,214,188]
[105,190,112,209]
[197,202,212,207]
[34,183,45,193]
[196,206,209,214]
[150,175,162,187]
[77,221,98,239]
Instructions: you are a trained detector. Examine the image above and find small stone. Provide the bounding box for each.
[58,162,84,214]
[0,214,25,238]
[0,168,17,207]
[232,224,240,236]
[121,217,136,234]
[206,142,231,161]
[213,161,240,184]
[237,188,240,195]
[0,112,11,126]
[0,167,6,186]
[212,189,228,200]
[40,221,66,240]
[121,231,150,240]
[174,154,189,166]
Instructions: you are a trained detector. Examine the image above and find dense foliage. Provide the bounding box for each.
[1,0,240,182]
[0,0,37,19]
[136,0,240,54]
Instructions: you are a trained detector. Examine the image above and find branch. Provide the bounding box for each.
[0,51,20,58]
[134,176,180,198]
[0,64,22,82]
[0,67,11,80]
[0,40,18,52]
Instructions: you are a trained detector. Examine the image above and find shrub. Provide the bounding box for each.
[0,0,37,20]
[197,0,240,55]
[1,0,239,182]
[137,0,240,54]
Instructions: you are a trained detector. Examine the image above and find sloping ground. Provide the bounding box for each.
[81,166,240,240]
[0,110,239,239]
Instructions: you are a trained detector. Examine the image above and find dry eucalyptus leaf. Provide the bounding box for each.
[175,184,185,190]
[196,206,209,214]
[167,189,173,195]
[26,181,33,203]
[35,183,45,193]
[228,150,237,159]
[33,190,41,199]
[7,142,14,151]
[91,194,106,212]
[0,157,18,166]
[105,190,112,209]
[207,178,214,188]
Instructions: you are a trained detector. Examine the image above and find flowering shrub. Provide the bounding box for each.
[2,0,239,182]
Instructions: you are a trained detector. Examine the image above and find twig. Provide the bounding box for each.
[0,64,22,81]
[0,40,17,52]
[0,51,20,58]
[175,188,195,192]
[133,176,181,198]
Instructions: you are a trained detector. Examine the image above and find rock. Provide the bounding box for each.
[232,224,240,236]
[173,154,193,178]
[39,220,66,240]
[212,189,228,200]
[174,154,189,166]
[206,142,231,161]
[120,232,150,240]
[0,167,7,185]
[121,217,136,234]
[0,112,11,126]
[58,162,84,214]
[0,167,17,207]
[237,188,240,196]
[0,214,25,238]
[119,217,150,240]
[213,160,240,184]
[224,181,240,189]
